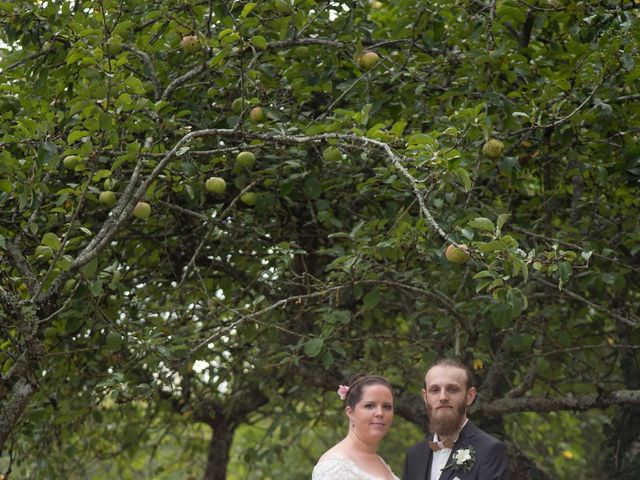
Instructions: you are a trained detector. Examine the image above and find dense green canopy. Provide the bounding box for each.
[1,1,639,478]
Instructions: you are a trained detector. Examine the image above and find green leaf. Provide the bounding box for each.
[250,35,267,50]
[92,169,112,182]
[67,130,90,145]
[125,77,146,94]
[241,2,256,16]
[468,217,495,233]
[488,278,505,290]
[407,133,436,146]
[473,270,496,279]
[454,167,472,192]
[496,213,510,232]
[56,255,73,272]
[556,78,571,91]
[475,279,493,293]
[303,337,324,357]
[498,5,526,23]
[363,287,381,310]
[41,232,61,251]
[99,112,113,130]
[303,175,321,199]
[557,261,572,290]
[0,179,12,193]
[106,332,123,349]
[391,120,408,137]
[90,279,104,297]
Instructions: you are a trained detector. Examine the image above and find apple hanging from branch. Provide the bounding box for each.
[445,244,470,264]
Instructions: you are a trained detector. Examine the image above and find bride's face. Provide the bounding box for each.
[346,384,394,443]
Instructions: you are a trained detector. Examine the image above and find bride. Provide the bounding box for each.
[312,374,400,480]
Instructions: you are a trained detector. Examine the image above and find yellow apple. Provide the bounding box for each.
[445,244,470,264]
[99,191,117,207]
[236,151,256,168]
[240,192,257,206]
[205,177,226,194]
[358,51,380,70]
[482,138,504,159]
[322,147,342,162]
[132,201,151,219]
[63,155,80,169]
[180,35,200,54]
[250,106,266,122]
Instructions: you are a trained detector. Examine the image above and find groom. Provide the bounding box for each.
[403,359,510,480]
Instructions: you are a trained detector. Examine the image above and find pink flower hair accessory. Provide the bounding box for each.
[337,385,350,400]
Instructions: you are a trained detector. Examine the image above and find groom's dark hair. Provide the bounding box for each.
[424,358,475,390]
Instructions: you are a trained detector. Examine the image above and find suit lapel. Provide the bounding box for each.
[438,454,456,480]
[437,421,478,480]
[418,435,434,480]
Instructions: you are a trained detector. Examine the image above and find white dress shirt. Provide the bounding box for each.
[429,419,468,480]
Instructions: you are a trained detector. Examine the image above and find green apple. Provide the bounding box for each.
[482,138,504,159]
[250,106,266,122]
[180,35,200,54]
[205,177,226,194]
[322,147,342,162]
[294,46,309,59]
[99,190,117,207]
[63,155,80,169]
[445,244,470,264]
[236,151,256,168]
[132,201,151,219]
[231,97,247,114]
[358,51,380,70]
[240,192,257,206]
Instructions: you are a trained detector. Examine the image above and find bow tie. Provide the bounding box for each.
[429,438,454,451]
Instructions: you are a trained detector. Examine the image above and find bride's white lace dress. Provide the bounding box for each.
[312,455,400,480]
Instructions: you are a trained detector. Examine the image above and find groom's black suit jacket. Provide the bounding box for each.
[402,420,510,480]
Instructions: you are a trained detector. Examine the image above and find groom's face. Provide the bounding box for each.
[422,365,476,437]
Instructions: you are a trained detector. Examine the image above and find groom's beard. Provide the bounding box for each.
[427,401,467,438]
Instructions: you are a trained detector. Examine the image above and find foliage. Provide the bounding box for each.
[505,410,610,479]
[1,0,639,478]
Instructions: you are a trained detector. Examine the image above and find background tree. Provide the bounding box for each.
[1,0,639,479]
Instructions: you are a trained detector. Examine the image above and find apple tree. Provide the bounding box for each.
[1,0,640,479]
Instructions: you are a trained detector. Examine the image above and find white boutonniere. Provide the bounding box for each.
[443,445,476,473]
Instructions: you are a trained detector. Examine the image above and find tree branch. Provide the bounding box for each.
[537,277,639,328]
[478,390,640,416]
[123,44,162,101]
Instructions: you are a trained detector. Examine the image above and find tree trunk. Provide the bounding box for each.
[202,418,236,480]
[508,441,553,480]
[0,377,36,450]
[605,313,640,478]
